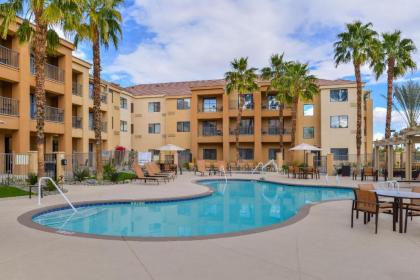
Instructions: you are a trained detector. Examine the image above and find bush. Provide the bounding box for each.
[26,173,38,186]
[73,167,90,182]
[103,162,117,178]
[117,172,137,182]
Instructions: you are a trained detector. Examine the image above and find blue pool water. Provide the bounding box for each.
[32,180,353,238]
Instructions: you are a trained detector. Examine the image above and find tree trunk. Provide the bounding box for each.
[92,29,103,180]
[235,95,244,163]
[354,62,362,172]
[385,58,395,139]
[33,14,48,178]
[278,103,284,157]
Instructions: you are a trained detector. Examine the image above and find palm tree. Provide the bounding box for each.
[393,81,420,128]
[0,0,80,177]
[261,53,291,156]
[334,21,378,170]
[72,0,122,180]
[279,62,318,150]
[372,31,417,138]
[225,57,258,163]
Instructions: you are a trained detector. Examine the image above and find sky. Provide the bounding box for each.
[72,0,420,140]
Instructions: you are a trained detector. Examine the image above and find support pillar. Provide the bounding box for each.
[387,145,394,180]
[326,153,334,176]
[405,140,412,180]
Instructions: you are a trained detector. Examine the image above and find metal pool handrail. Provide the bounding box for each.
[38,177,77,213]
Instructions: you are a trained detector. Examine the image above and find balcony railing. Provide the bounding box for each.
[229,127,254,135]
[229,100,254,110]
[30,58,65,82]
[89,120,107,132]
[31,105,64,122]
[261,102,280,110]
[89,91,108,104]
[72,116,82,129]
[198,104,223,112]
[200,127,223,136]
[261,127,291,135]
[72,82,83,97]
[0,96,18,116]
[0,45,19,68]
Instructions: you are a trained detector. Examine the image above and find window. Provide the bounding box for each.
[131,124,134,134]
[203,97,217,112]
[120,120,128,132]
[241,93,254,109]
[202,121,218,136]
[267,95,279,110]
[131,102,134,113]
[177,121,190,132]
[330,89,348,102]
[303,127,314,139]
[303,104,314,116]
[330,115,348,128]
[177,98,191,110]
[239,119,254,134]
[331,148,348,161]
[148,123,160,134]
[89,83,93,99]
[239,148,254,160]
[120,97,128,109]
[148,102,160,112]
[267,119,280,135]
[268,148,280,160]
[111,116,114,129]
[203,149,217,160]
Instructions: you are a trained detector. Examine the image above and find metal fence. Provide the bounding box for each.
[0,45,19,68]
[0,153,30,185]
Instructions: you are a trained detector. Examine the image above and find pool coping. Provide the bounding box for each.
[18,178,354,242]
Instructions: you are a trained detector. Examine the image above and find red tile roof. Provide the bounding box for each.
[125,78,355,97]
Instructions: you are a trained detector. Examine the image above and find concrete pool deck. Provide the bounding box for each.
[1,172,420,280]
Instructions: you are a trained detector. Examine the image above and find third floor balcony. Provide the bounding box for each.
[0,96,19,116]
[30,57,64,83]
[72,116,82,129]
[31,105,64,123]
[0,45,19,69]
[72,82,83,97]
[89,119,108,133]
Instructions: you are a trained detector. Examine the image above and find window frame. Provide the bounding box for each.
[303,127,314,139]
[268,148,280,160]
[330,89,348,102]
[148,102,161,112]
[203,148,217,160]
[303,104,314,116]
[239,148,254,160]
[120,97,128,109]
[177,121,191,132]
[203,97,217,112]
[330,148,349,161]
[120,120,128,132]
[148,123,161,134]
[177,98,191,110]
[330,115,349,128]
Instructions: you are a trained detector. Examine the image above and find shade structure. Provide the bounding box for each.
[155,144,185,151]
[289,143,322,151]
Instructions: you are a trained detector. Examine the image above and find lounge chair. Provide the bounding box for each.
[132,164,160,184]
[362,167,378,181]
[149,162,176,179]
[404,186,420,233]
[351,188,393,234]
[144,163,172,182]
[194,160,206,176]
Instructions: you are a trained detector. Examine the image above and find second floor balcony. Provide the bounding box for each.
[31,105,64,123]
[72,82,83,97]
[0,45,19,68]
[261,127,291,135]
[229,126,254,135]
[72,116,82,129]
[0,96,19,116]
[200,127,223,136]
[89,91,108,104]
[89,120,107,133]
[30,57,65,83]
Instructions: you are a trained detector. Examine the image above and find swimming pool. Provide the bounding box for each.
[30,180,353,239]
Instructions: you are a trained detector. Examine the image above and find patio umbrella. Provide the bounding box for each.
[289,143,322,165]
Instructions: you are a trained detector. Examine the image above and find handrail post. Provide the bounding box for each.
[37,177,77,212]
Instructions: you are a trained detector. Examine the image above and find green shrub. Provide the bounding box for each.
[103,162,117,178]
[117,172,137,182]
[73,167,90,182]
[26,173,38,186]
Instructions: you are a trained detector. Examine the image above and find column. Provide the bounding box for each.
[405,140,412,180]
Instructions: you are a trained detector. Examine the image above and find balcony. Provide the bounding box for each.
[230,127,254,135]
[229,100,254,110]
[261,127,291,135]
[198,104,223,113]
[200,127,223,136]
[89,91,108,104]
[198,127,223,143]
[0,45,19,68]
[0,96,18,116]
[72,116,82,129]
[261,102,279,110]
[31,105,64,123]
[89,120,107,132]
[72,82,83,97]
[30,58,64,82]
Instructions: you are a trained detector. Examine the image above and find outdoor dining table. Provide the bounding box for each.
[373,190,420,233]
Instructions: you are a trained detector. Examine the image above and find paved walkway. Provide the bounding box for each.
[0,173,419,280]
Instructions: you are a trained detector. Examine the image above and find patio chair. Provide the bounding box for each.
[362,167,377,181]
[150,162,176,178]
[131,164,160,184]
[144,163,172,182]
[351,188,393,234]
[404,186,420,233]
[195,160,207,176]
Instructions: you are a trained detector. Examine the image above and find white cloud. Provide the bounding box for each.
[105,0,420,84]
[373,106,407,135]
[373,132,384,141]
[73,48,89,61]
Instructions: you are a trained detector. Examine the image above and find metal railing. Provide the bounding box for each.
[229,100,254,110]
[89,120,107,132]
[261,102,280,110]
[261,127,291,135]
[31,105,64,122]
[200,127,223,136]
[0,153,30,185]
[0,45,19,68]
[198,104,223,112]
[0,96,18,116]
[30,58,65,82]
[229,127,254,135]
[72,116,82,129]
[72,82,83,96]
[89,91,108,104]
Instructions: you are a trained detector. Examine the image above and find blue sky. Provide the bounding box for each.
[73,0,420,140]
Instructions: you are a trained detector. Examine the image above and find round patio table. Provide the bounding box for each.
[374,190,420,233]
